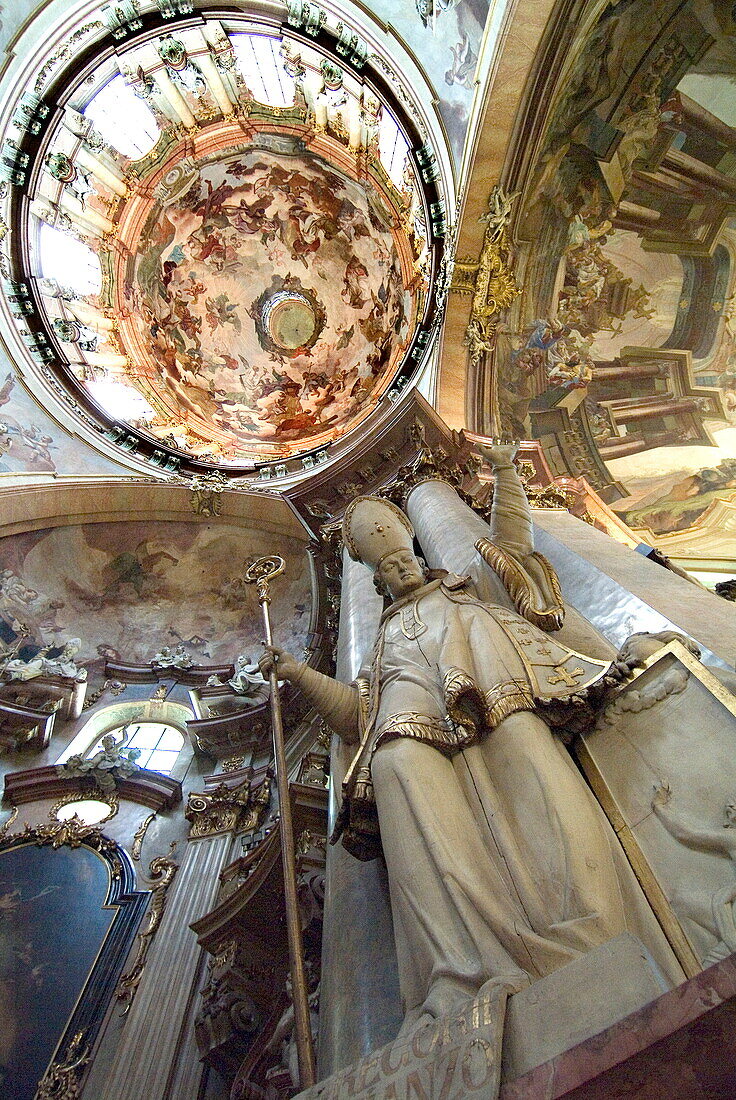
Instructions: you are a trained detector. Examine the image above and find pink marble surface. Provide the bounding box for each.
[501,955,736,1099]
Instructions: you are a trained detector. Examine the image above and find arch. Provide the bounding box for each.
[58,699,193,765]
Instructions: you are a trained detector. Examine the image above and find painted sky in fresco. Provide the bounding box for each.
[0,521,312,672]
[370,0,492,165]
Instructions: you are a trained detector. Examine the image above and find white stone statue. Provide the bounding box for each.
[152,644,193,670]
[3,637,86,682]
[652,782,736,965]
[259,445,678,1036]
[59,728,141,793]
[228,655,270,702]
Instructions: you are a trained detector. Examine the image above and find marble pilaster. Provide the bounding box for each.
[100,833,236,1100]
[404,477,615,660]
[532,509,734,667]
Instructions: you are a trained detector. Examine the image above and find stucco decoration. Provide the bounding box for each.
[0,522,311,674]
[127,147,412,456]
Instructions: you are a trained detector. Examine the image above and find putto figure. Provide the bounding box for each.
[260,443,675,1033]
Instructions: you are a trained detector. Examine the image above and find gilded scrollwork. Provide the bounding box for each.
[115,854,179,1010]
[36,1030,90,1100]
[186,776,271,839]
[451,185,521,365]
[188,470,230,516]
[49,790,119,825]
[4,820,123,880]
[131,811,157,861]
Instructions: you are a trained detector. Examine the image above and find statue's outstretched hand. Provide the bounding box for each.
[477,438,520,468]
[258,645,301,682]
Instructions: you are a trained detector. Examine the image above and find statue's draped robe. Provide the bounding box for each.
[329,575,681,1029]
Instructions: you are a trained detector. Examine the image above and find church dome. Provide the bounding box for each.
[6,13,448,473]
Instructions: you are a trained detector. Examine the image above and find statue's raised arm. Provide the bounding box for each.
[474,441,564,631]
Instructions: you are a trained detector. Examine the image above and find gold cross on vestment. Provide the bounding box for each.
[548,664,585,687]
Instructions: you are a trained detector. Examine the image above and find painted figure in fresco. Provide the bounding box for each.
[133,148,412,451]
[260,443,677,1033]
[0,879,60,1086]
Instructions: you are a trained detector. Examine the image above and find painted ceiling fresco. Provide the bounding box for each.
[126,145,412,454]
[495,0,736,570]
[369,0,493,164]
[19,18,434,470]
[0,522,311,677]
[0,368,127,476]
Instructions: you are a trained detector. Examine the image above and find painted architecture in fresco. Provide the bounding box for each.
[0,2,735,1100]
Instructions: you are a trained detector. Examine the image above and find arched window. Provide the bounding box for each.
[58,701,193,779]
[38,223,102,296]
[88,721,184,776]
[378,107,410,190]
[83,74,160,159]
[230,34,295,107]
[85,379,158,422]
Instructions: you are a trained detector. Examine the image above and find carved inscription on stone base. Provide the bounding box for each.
[297,977,521,1100]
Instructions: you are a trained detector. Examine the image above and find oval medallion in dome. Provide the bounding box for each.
[123,143,416,457]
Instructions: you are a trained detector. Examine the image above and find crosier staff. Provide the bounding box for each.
[245,554,316,1089]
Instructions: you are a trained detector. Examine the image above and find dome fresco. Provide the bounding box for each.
[19,20,439,468]
[125,144,413,454]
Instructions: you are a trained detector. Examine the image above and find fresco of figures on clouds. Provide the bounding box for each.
[369,0,491,165]
[0,370,125,476]
[127,145,411,453]
[0,522,311,676]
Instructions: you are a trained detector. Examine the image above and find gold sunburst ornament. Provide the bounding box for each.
[451,184,521,364]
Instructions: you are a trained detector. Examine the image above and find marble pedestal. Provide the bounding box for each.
[297,934,667,1100]
[502,953,736,1098]
[299,976,518,1099]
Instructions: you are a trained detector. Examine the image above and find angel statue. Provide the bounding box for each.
[259,443,678,1038]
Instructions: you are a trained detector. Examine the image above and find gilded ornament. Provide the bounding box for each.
[185,776,271,839]
[49,789,119,824]
[36,1030,90,1100]
[1,820,123,881]
[131,811,157,861]
[450,185,521,364]
[221,756,247,773]
[116,854,178,1010]
[188,470,229,516]
[0,805,18,839]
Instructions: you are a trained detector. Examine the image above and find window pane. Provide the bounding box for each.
[231,34,295,108]
[378,109,410,190]
[39,224,102,296]
[86,380,158,422]
[144,749,179,775]
[84,75,160,160]
[155,727,184,751]
[125,725,152,749]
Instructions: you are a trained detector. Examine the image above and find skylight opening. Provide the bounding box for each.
[84,75,160,160]
[231,34,294,108]
[38,223,102,295]
[86,380,157,421]
[378,109,410,190]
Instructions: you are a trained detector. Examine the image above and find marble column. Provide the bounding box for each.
[317,549,402,1078]
[101,833,236,1100]
[532,509,733,668]
[405,477,615,660]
